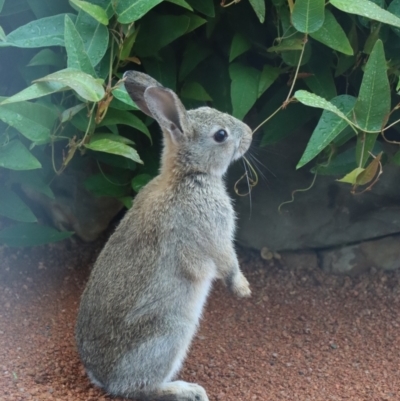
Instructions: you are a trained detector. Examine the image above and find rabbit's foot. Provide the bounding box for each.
[229,272,251,298]
[149,380,209,401]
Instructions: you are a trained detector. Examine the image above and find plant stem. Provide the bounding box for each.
[285,34,308,105]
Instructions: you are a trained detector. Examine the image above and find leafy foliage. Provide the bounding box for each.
[1,0,400,246]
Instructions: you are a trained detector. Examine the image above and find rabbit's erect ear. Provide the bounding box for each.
[123,71,163,117]
[144,86,188,143]
[123,71,188,142]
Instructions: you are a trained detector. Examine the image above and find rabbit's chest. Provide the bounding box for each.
[195,197,235,236]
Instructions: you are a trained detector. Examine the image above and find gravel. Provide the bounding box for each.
[0,240,399,401]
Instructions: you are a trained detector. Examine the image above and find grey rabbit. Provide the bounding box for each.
[75,71,252,401]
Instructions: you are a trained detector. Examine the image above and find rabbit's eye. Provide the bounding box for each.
[213,129,228,143]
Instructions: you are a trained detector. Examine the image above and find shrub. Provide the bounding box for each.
[1,0,400,246]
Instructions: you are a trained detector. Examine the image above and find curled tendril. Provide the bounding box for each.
[234,156,259,196]
[221,0,241,7]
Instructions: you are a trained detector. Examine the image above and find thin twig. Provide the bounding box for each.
[252,105,283,135]
[284,34,308,106]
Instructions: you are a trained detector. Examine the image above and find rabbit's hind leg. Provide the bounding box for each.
[107,330,199,399]
[139,380,209,401]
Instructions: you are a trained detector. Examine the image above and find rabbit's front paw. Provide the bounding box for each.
[229,273,251,298]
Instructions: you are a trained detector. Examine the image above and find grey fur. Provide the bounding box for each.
[75,72,252,401]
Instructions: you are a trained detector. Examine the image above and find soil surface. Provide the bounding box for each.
[1,238,400,401]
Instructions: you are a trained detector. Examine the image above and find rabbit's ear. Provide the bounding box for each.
[144,86,188,143]
[123,71,163,117]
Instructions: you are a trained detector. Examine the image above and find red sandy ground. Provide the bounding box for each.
[0,240,399,401]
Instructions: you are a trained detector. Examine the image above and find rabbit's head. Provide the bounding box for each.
[124,71,252,177]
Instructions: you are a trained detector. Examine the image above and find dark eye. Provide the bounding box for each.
[213,129,228,143]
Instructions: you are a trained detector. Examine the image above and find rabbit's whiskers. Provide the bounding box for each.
[234,156,258,196]
[242,159,253,215]
[247,153,270,183]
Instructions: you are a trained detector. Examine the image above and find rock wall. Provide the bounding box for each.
[228,130,400,273]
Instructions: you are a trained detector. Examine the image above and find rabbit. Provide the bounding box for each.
[75,71,252,401]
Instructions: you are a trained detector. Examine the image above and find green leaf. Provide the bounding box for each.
[333,125,355,147]
[312,147,357,176]
[258,65,280,97]
[119,196,133,209]
[64,15,97,76]
[193,56,231,113]
[61,103,87,123]
[229,33,251,62]
[268,37,304,52]
[11,171,55,199]
[393,149,400,165]
[142,49,177,91]
[230,63,260,120]
[131,173,153,192]
[356,132,379,167]
[297,95,357,168]
[0,224,73,247]
[292,0,325,33]
[335,54,356,77]
[181,82,212,101]
[6,14,75,48]
[295,90,354,126]
[185,0,214,17]
[115,0,164,24]
[0,140,41,170]
[337,167,365,184]
[179,42,212,81]
[75,9,109,67]
[249,0,266,23]
[112,86,139,110]
[71,108,95,131]
[0,188,37,222]
[90,133,135,145]
[92,151,137,170]
[34,68,105,102]
[27,49,65,67]
[353,40,390,132]
[105,124,119,134]
[91,0,114,18]
[70,0,108,25]
[304,55,337,100]
[98,109,151,141]
[36,101,61,122]
[186,14,207,33]
[363,23,382,54]
[85,136,142,163]
[0,0,4,13]
[310,9,354,55]
[330,0,400,29]
[0,82,67,105]
[0,26,6,42]
[110,97,136,111]
[0,102,56,142]
[26,0,74,18]
[120,28,140,61]
[388,0,400,36]
[135,15,190,57]
[281,37,312,67]
[166,0,193,11]
[0,0,30,16]
[84,173,130,197]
